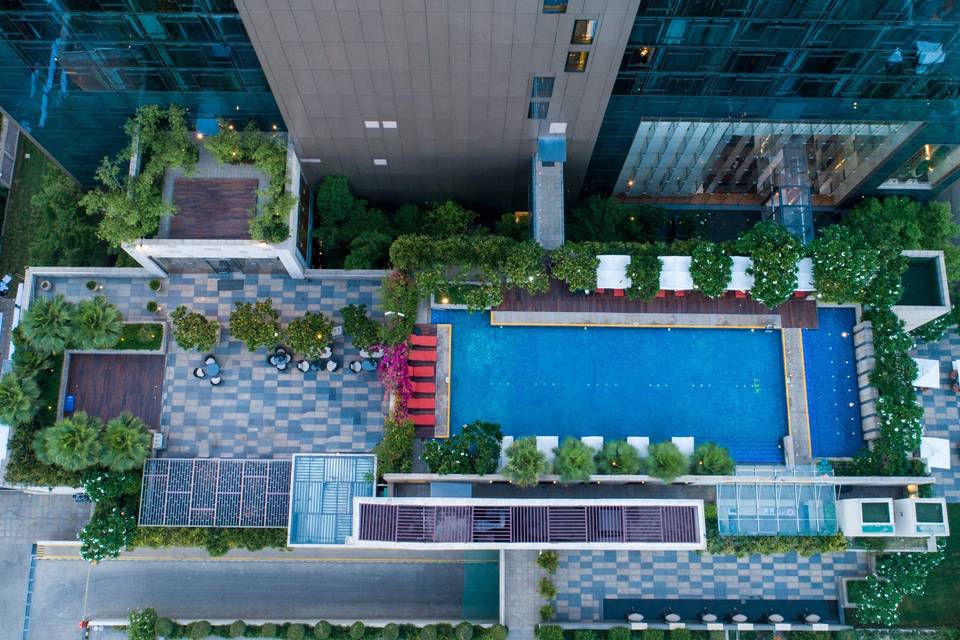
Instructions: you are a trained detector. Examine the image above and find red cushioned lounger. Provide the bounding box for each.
[408,397,436,410]
[412,381,436,394]
[409,334,438,347]
[408,365,436,378]
[410,413,436,426]
[409,349,437,362]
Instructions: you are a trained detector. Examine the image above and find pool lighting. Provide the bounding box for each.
[841,331,849,338]
[195,132,204,140]
[441,297,450,304]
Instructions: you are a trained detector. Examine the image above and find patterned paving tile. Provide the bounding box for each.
[911,329,960,502]
[35,272,386,458]
[553,550,870,622]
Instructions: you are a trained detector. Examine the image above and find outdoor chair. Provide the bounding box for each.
[325,360,339,372]
[204,355,217,366]
[276,361,288,372]
[210,376,222,386]
[193,368,206,379]
[297,360,310,373]
[360,359,377,371]
[349,361,363,373]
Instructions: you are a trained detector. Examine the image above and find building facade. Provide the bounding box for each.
[0,0,283,182]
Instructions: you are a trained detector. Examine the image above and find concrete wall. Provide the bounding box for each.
[234,0,641,211]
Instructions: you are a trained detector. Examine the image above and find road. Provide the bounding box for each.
[29,547,500,639]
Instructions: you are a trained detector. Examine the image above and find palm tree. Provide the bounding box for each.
[101,412,151,471]
[503,437,549,488]
[595,439,643,475]
[21,294,75,354]
[0,373,40,425]
[35,412,103,471]
[552,437,596,483]
[75,296,123,350]
[690,442,735,475]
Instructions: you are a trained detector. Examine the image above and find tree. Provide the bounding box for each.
[689,442,735,475]
[28,170,109,268]
[737,221,801,308]
[128,609,158,640]
[423,200,475,238]
[690,241,733,298]
[169,305,220,352]
[82,157,176,246]
[373,418,415,475]
[552,243,599,292]
[313,622,332,639]
[503,436,548,487]
[249,209,291,243]
[74,296,123,350]
[101,412,151,471]
[552,437,596,482]
[344,231,393,269]
[81,468,141,502]
[422,421,503,474]
[229,299,281,352]
[496,212,530,240]
[595,440,643,474]
[36,412,104,471]
[504,241,549,295]
[340,304,381,351]
[810,225,880,303]
[21,294,75,354]
[0,372,40,425]
[645,441,688,483]
[79,502,137,562]
[626,254,662,300]
[284,311,335,360]
[567,196,666,243]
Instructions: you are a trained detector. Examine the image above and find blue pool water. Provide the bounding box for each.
[433,310,788,463]
[802,307,863,458]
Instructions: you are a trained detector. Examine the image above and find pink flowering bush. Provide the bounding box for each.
[378,344,413,419]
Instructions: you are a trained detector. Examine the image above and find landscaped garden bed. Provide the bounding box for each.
[116,323,164,351]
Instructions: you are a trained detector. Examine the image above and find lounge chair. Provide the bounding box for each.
[408,397,435,410]
[674,290,686,297]
[655,290,666,298]
[536,436,559,463]
[672,436,695,457]
[613,289,625,297]
[410,413,436,427]
[412,381,436,394]
[735,290,747,299]
[499,435,514,469]
[408,365,435,378]
[793,291,807,299]
[360,359,378,371]
[409,349,437,362]
[595,288,605,294]
[581,436,603,452]
[626,436,649,457]
[410,334,438,348]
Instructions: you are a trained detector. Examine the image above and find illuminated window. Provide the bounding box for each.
[565,51,589,72]
[571,19,597,45]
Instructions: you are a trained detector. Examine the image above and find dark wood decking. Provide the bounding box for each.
[66,354,165,428]
[496,279,818,329]
[168,178,257,239]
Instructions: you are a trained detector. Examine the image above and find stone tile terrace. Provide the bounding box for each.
[33,271,386,458]
[911,328,960,501]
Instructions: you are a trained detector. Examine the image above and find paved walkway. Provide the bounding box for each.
[782,329,812,464]
[35,272,387,457]
[0,491,92,640]
[491,310,780,328]
[503,551,541,640]
[911,329,960,501]
[553,550,870,622]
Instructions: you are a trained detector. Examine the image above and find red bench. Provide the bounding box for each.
[410,413,436,427]
[408,397,436,410]
[408,349,437,362]
[412,381,436,394]
[408,365,435,378]
[409,334,438,347]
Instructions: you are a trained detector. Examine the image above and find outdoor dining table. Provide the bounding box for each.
[206,361,221,376]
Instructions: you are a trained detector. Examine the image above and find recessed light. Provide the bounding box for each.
[373,158,388,166]
[364,121,380,129]
[382,121,398,129]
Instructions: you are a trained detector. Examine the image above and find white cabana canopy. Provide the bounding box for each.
[921,436,952,469]
[913,358,941,388]
[595,254,815,293]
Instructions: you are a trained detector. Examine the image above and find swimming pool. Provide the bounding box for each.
[432,310,789,463]
[802,307,863,458]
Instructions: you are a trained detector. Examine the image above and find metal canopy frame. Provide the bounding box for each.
[716,481,838,536]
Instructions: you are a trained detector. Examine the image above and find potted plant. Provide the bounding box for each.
[85,280,98,291]
[39,280,52,291]
[148,279,162,292]
[146,301,159,313]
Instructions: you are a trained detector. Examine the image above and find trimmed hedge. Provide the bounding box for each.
[132,527,288,556]
[145,618,507,640]
[704,504,847,557]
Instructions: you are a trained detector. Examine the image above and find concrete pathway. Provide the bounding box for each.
[781,329,812,464]
[503,550,541,640]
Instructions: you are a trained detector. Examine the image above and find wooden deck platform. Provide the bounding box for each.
[167,178,257,239]
[65,353,165,428]
[497,279,818,329]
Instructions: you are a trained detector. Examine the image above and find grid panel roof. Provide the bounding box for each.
[287,454,376,546]
[139,458,291,528]
[716,481,838,536]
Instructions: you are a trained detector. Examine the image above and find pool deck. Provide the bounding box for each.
[435,323,452,438]
[497,280,818,329]
[782,329,812,464]
[490,310,780,328]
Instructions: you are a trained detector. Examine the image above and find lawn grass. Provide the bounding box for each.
[896,503,960,627]
[0,137,67,277]
[115,323,164,351]
[36,352,64,427]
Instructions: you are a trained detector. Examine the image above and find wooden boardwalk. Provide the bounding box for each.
[167,178,257,239]
[497,279,818,329]
[66,353,166,428]
[781,329,813,464]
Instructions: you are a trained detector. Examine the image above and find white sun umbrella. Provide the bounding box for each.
[660,256,693,291]
[597,255,631,290]
[729,256,754,292]
[920,437,952,469]
[913,358,940,388]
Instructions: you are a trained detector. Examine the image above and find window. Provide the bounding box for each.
[532,76,555,98]
[528,101,549,119]
[543,1,566,13]
[571,20,596,45]
[565,51,589,72]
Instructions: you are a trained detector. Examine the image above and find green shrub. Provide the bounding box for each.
[81,469,140,503]
[553,437,596,482]
[169,305,219,352]
[503,437,548,487]
[538,576,557,599]
[539,605,555,622]
[373,418,415,476]
[288,624,307,640]
[737,221,801,308]
[27,169,109,269]
[689,442,735,475]
[690,241,733,298]
[349,622,365,640]
[0,372,41,426]
[595,440,642,474]
[645,441,688,483]
[810,225,880,303]
[313,622,332,639]
[455,622,473,640]
[146,301,159,313]
[536,550,559,574]
[188,620,211,639]
[85,280,97,290]
[128,608,158,640]
[669,630,690,640]
[155,617,175,637]
[421,421,503,475]
[383,624,400,640]
[504,241,549,295]
[420,625,438,640]
[574,631,596,640]
[149,279,162,291]
[262,623,279,638]
[486,625,507,640]
[536,625,562,640]
[80,501,138,562]
[284,311,334,360]
[626,254,662,300]
[607,628,630,640]
[642,630,663,640]
[552,243,599,293]
[340,304,381,352]
[229,299,281,352]
[229,620,247,637]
